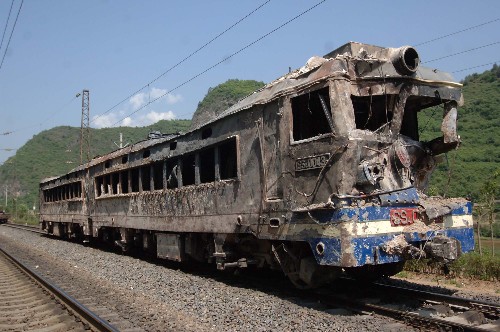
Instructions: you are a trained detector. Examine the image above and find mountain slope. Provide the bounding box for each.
[0,120,191,207]
[419,64,500,198]
[190,79,265,129]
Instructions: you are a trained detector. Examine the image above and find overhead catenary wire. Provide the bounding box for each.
[91,0,273,125]
[423,41,500,63]
[1,94,79,135]
[0,0,23,71]
[414,18,499,47]
[111,0,327,127]
[0,0,15,52]
[452,61,499,74]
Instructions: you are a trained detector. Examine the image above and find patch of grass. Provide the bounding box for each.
[450,251,500,281]
[404,251,500,281]
[395,271,409,279]
[476,236,500,256]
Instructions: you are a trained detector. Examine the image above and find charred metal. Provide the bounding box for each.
[39,42,474,288]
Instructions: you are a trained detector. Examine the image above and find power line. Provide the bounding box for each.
[0,0,15,52]
[91,0,272,125]
[111,0,327,127]
[423,41,500,63]
[452,61,498,74]
[414,18,499,47]
[1,94,79,135]
[0,0,23,71]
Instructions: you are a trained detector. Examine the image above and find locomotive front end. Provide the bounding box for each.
[281,42,474,286]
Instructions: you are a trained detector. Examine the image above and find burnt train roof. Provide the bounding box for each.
[41,42,462,185]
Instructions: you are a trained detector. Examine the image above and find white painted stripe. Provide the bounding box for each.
[283,214,473,238]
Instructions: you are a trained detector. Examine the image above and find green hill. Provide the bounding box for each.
[418,64,500,199]
[0,120,191,209]
[190,79,265,129]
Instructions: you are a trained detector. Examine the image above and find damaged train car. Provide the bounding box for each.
[40,42,474,288]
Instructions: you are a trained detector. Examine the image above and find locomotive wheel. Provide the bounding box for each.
[345,261,405,282]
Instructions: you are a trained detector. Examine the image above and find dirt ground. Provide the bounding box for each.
[397,272,500,297]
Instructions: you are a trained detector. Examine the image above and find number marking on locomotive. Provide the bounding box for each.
[390,208,419,226]
[295,154,330,172]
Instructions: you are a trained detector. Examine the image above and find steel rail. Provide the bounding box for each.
[2,222,45,234]
[318,290,490,332]
[373,282,500,319]
[0,246,119,332]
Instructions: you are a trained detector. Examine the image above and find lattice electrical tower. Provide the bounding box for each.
[80,89,90,164]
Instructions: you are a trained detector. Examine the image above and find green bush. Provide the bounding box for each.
[404,251,500,281]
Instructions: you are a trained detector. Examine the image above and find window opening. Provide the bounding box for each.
[170,141,177,150]
[121,171,129,194]
[200,148,215,183]
[292,87,332,141]
[153,161,164,190]
[131,168,140,192]
[122,155,128,164]
[219,138,238,180]
[112,173,119,194]
[166,159,179,189]
[143,150,151,158]
[351,94,395,131]
[104,174,111,195]
[202,127,212,139]
[181,154,196,186]
[76,182,81,198]
[141,166,151,191]
[96,176,103,197]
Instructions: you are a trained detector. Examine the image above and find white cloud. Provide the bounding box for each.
[121,117,133,127]
[150,87,167,99]
[142,110,176,123]
[92,113,120,128]
[129,92,147,109]
[92,86,181,128]
[92,110,176,128]
[129,87,182,109]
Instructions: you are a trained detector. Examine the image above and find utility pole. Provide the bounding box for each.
[80,90,90,164]
[114,133,130,149]
[4,186,7,207]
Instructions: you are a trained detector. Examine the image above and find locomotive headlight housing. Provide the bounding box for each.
[391,46,419,75]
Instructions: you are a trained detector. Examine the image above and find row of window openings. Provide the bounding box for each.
[95,141,237,197]
[291,88,417,141]
[104,130,209,170]
[43,182,82,202]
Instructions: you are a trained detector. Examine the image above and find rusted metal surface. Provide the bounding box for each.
[39,42,474,288]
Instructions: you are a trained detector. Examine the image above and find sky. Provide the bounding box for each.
[0,0,499,164]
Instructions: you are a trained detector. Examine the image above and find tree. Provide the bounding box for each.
[477,168,499,255]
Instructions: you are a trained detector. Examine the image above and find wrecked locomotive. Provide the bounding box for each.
[40,42,474,287]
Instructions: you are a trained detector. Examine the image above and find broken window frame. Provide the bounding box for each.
[91,135,241,198]
[290,84,334,144]
[42,181,83,202]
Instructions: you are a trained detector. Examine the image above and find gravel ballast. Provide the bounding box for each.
[1,226,472,331]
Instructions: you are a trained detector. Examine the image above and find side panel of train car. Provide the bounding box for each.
[39,42,474,287]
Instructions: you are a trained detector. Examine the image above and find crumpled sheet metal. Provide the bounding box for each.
[419,196,470,220]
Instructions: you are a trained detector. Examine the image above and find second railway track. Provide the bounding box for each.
[0,245,118,332]
[3,222,45,234]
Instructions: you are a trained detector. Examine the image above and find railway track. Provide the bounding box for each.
[0,245,118,332]
[2,222,45,234]
[315,279,500,331]
[3,222,499,331]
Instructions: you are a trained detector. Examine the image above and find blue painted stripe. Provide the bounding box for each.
[298,200,472,224]
[307,227,475,267]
